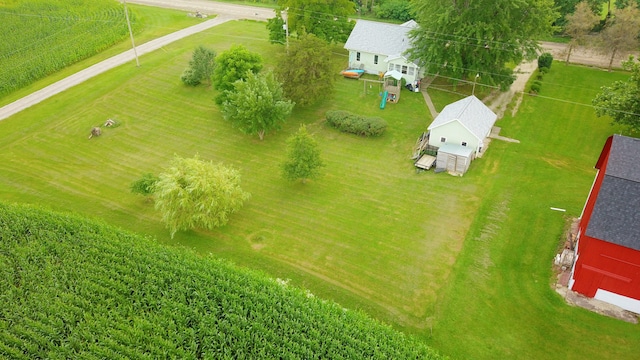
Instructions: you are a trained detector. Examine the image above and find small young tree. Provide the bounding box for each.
[130,173,159,198]
[593,57,640,131]
[181,45,216,86]
[596,3,640,71]
[563,1,600,64]
[222,71,294,140]
[282,125,324,183]
[212,45,263,105]
[275,34,337,107]
[154,155,251,238]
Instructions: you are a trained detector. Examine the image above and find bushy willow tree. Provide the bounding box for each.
[408,0,558,89]
[222,71,294,140]
[154,155,250,238]
[276,0,355,43]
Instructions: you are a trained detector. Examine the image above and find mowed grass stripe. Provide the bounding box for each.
[0,20,477,344]
[427,65,640,359]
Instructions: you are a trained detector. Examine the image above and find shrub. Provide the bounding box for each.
[326,110,387,136]
[130,173,159,197]
[538,52,553,70]
[530,80,542,94]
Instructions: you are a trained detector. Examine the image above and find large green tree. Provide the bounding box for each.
[275,33,337,107]
[212,45,263,105]
[222,71,294,140]
[554,0,602,26]
[282,125,324,183]
[154,155,250,238]
[180,45,216,86]
[564,1,600,64]
[595,3,640,71]
[408,0,558,89]
[593,57,640,131]
[276,0,355,43]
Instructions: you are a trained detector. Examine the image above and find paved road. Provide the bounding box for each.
[128,0,275,21]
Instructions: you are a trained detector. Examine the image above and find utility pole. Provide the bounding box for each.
[123,0,139,67]
[283,9,289,54]
[472,73,479,95]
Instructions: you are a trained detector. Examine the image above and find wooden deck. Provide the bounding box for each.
[415,154,437,170]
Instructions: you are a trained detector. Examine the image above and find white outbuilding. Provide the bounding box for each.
[427,95,497,174]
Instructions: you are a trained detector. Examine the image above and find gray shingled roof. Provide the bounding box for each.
[343,19,416,58]
[427,95,497,141]
[586,135,640,251]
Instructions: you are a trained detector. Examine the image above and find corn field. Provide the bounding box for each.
[0,203,444,359]
[0,0,140,97]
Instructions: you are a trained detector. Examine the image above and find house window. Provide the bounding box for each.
[388,63,393,71]
[440,137,446,143]
[401,65,408,74]
[356,52,361,61]
[374,55,378,64]
[395,64,401,72]
[408,67,414,76]
[461,142,467,146]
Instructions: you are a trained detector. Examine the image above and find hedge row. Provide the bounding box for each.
[0,203,445,359]
[326,110,388,137]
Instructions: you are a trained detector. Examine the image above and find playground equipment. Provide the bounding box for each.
[380,91,388,109]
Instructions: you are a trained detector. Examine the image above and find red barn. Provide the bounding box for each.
[569,134,640,314]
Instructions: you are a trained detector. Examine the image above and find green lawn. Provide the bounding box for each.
[0,19,477,334]
[1,13,639,360]
[425,64,640,359]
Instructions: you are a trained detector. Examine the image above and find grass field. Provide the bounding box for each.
[0,4,203,107]
[0,19,476,334]
[1,11,639,360]
[425,65,640,359]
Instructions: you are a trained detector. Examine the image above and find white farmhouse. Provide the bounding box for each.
[343,19,423,85]
[427,95,497,174]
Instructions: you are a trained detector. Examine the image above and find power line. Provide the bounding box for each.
[427,79,640,119]
[1,6,635,119]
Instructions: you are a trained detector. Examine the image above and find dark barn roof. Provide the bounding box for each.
[586,135,640,251]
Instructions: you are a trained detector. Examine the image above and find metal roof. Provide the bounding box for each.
[586,135,640,251]
[343,19,416,58]
[437,143,474,157]
[427,95,497,141]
